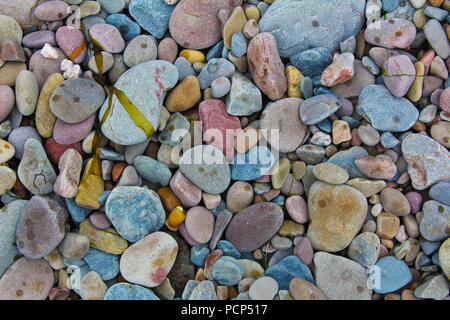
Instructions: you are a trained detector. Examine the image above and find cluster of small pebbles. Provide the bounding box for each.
[0,0,449,301]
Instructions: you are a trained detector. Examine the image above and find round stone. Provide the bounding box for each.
[307,181,367,252]
[179,145,231,195]
[374,256,412,294]
[249,276,279,300]
[105,186,166,242]
[260,98,308,153]
[226,181,253,213]
[0,85,15,122]
[286,195,309,224]
[314,252,372,300]
[89,23,125,53]
[211,256,244,286]
[50,78,105,124]
[380,188,411,216]
[120,232,178,288]
[312,162,349,184]
[225,202,284,252]
[123,35,157,68]
[15,70,39,116]
[439,238,450,280]
[185,206,214,244]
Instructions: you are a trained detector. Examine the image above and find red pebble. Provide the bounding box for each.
[44,137,83,164]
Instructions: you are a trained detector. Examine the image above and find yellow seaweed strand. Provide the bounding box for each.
[109,87,155,139]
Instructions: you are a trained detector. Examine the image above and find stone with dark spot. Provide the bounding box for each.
[169,0,242,49]
[225,202,284,252]
[259,0,365,58]
[420,200,449,242]
[50,78,105,124]
[179,145,231,195]
[0,200,28,277]
[307,181,367,252]
[16,196,67,259]
[365,18,416,49]
[120,231,178,288]
[0,257,54,300]
[314,252,372,300]
[356,85,418,132]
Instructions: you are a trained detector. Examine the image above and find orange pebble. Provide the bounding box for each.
[111,162,126,182]
[165,206,186,231]
[429,0,443,7]
[158,186,181,211]
[412,120,426,131]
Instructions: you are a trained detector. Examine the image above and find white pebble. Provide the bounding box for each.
[40,43,59,59]
[371,203,383,217]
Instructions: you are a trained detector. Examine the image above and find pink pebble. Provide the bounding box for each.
[419,49,435,76]
[0,85,15,122]
[170,169,202,207]
[405,191,422,214]
[178,222,202,247]
[286,195,308,224]
[89,211,112,230]
[395,225,408,242]
[185,206,214,244]
[53,113,95,145]
[378,244,389,259]
[56,26,87,64]
[255,175,271,183]
[157,38,178,63]
[422,76,444,97]
[280,174,304,196]
[89,23,125,53]
[351,128,362,146]
[199,99,241,160]
[439,87,450,113]
[44,137,83,164]
[294,237,313,265]
[430,88,442,106]
[33,0,70,22]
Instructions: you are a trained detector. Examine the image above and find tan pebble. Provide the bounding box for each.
[291,161,306,180]
[217,285,228,300]
[234,126,261,153]
[376,212,400,239]
[332,120,351,144]
[286,66,303,98]
[0,166,16,195]
[243,19,259,39]
[166,75,201,112]
[36,73,64,138]
[289,277,326,300]
[0,62,26,86]
[223,7,247,49]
